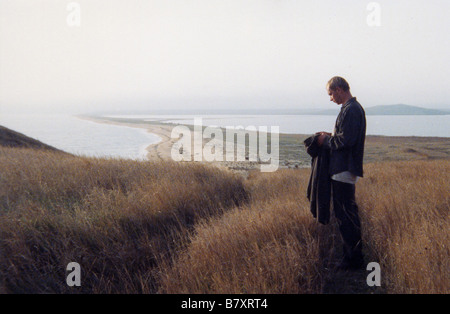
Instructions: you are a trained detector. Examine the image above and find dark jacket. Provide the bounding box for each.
[304,134,331,225]
[322,97,366,177]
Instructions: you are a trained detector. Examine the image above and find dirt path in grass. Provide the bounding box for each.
[322,268,384,294]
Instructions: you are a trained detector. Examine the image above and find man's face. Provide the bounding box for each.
[327,87,344,105]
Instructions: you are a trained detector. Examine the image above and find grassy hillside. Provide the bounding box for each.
[0,125,64,152]
[0,146,448,294]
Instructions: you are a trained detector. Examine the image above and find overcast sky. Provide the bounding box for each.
[0,0,449,114]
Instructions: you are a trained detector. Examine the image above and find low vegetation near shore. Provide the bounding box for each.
[0,146,448,293]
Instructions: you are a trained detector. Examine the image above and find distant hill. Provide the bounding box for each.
[0,125,64,152]
[364,104,449,115]
[314,104,449,115]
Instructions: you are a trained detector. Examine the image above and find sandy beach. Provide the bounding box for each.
[78,115,178,161]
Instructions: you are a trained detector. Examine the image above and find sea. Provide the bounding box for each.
[0,114,161,160]
[0,113,448,160]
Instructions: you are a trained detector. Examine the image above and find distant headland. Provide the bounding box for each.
[358,104,448,116]
[300,104,449,116]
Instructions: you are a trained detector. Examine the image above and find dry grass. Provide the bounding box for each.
[358,160,450,294]
[0,146,448,294]
[0,147,247,293]
[158,169,329,293]
[158,160,449,294]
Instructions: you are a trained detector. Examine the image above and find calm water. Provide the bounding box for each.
[107,114,450,137]
[0,114,161,160]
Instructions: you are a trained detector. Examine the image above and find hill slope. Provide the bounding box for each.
[0,125,63,152]
[0,146,447,294]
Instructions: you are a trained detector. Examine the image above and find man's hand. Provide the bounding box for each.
[316,132,330,146]
[317,134,326,146]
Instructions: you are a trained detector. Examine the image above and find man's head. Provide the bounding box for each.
[326,76,352,105]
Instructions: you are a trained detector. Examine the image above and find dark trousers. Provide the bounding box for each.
[332,180,364,265]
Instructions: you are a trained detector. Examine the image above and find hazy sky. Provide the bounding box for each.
[1,0,449,114]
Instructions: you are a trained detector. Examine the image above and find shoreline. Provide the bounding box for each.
[77,115,269,175]
[77,115,283,174]
[76,115,175,161]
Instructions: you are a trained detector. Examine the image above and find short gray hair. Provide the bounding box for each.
[327,76,350,92]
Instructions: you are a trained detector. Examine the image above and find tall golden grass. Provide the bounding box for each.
[358,160,449,293]
[0,146,448,293]
[0,147,248,293]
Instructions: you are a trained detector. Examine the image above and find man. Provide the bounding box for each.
[317,76,366,270]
